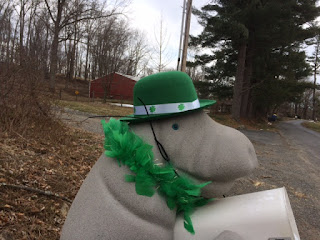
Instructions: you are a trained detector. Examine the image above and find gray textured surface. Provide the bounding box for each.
[60,110,258,239]
[130,110,258,198]
[60,154,175,240]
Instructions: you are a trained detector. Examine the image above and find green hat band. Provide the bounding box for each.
[134,99,200,115]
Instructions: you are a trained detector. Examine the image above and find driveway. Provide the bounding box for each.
[278,120,320,164]
[230,120,320,240]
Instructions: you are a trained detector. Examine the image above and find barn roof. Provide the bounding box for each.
[115,72,140,82]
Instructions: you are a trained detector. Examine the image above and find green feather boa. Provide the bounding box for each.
[102,118,213,234]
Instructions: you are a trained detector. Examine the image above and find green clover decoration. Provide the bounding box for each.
[149,106,156,113]
[178,104,185,111]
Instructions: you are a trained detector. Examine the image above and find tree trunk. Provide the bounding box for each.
[68,44,75,85]
[49,0,64,93]
[294,103,298,116]
[312,58,317,121]
[232,42,247,121]
[68,17,78,87]
[240,37,254,118]
[26,5,33,55]
[43,24,50,78]
[11,20,19,64]
[65,39,71,88]
[6,18,12,63]
[84,35,90,81]
[312,84,316,120]
[19,0,25,66]
[302,103,308,119]
[49,32,59,92]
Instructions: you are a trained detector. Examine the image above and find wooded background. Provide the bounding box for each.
[1,0,320,120]
[190,0,320,120]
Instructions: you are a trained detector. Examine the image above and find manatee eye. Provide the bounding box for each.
[172,123,179,130]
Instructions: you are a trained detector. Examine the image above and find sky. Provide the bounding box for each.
[127,0,211,69]
[126,1,319,84]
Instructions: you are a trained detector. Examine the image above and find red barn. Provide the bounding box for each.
[89,72,140,101]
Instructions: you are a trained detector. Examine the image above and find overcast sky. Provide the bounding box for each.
[127,0,211,68]
[126,1,318,84]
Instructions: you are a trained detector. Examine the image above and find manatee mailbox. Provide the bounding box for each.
[60,72,298,240]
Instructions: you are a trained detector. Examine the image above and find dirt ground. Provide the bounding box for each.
[0,121,104,240]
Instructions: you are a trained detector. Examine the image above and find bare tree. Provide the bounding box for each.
[126,30,149,76]
[301,88,313,119]
[0,1,14,64]
[150,14,171,72]
[43,0,129,92]
[1,0,153,94]
[83,17,97,81]
[88,17,133,101]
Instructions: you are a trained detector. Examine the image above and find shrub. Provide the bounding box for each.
[0,63,65,139]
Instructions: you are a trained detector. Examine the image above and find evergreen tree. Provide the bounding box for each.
[192,0,319,120]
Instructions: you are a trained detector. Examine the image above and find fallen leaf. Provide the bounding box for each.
[253,181,264,187]
[16,213,25,219]
[34,219,44,225]
[294,191,307,198]
[60,202,69,218]
[30,207,40,213]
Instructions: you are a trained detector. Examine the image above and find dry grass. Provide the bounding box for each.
[0,126,103,240]
[56,100,133,116]
[211,114,277,131]
[0,64,56,137]
[301,121,320,133]
[0,64,105,239]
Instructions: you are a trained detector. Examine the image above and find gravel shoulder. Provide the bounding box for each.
[59,111,320,240]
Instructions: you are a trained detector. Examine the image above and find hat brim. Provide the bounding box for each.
[120,99,216,123]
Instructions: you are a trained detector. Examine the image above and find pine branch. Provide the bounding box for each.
[0,183,72,203]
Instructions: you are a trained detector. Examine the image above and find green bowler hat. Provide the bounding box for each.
[121,71,216,123]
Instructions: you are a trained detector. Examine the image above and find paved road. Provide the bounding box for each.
[278,120,320,164]
[233,120,320,240]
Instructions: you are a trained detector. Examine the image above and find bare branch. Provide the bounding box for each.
[61,11,122,29]
[1,182,72,203]
[44,0,56,24]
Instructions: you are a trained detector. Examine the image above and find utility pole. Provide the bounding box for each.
[177,0,186,71]
[181,0,192,72]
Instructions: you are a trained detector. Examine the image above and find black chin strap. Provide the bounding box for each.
[138,97,179,177]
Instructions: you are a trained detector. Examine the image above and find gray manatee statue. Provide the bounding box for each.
[60,71,258,240]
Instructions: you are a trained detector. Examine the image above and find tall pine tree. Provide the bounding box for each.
[192,0,319,120]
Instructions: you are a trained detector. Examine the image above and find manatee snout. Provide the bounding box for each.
[130,110,258,197]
